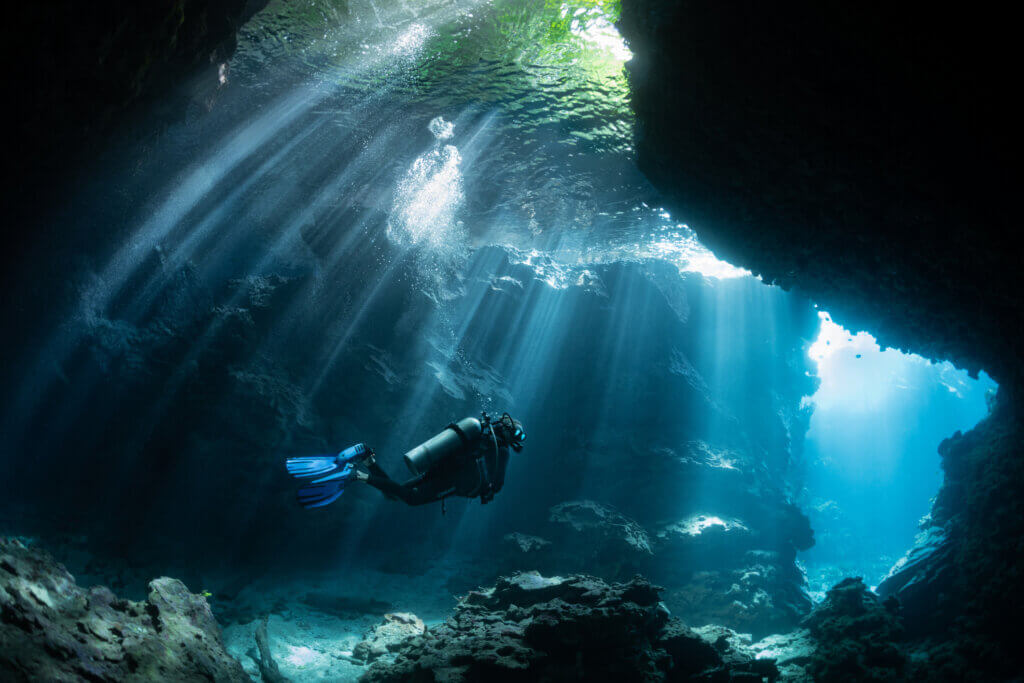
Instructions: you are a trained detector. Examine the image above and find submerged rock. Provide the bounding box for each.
[499,533,556,575]
[502,532,552,555]
[352,612,426,663]
[873,396,1024,679]
[665,622,779,682]
[361,571,780,682]
[655,515,757,562]
[536,498,811,637]
[798,577,906,682]
[253,616,290,683]
[0,537,247,682]
[545,500,654,579]
[662,556,810,641]
[751,630,816,683]
[875,525,951,626]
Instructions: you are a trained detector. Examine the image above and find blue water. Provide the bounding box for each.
[799,313,996,598]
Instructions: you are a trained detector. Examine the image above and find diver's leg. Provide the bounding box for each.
[360,455,435,505]
[363,474,436,506]
[362,471,403,499]
[366,458,393,481]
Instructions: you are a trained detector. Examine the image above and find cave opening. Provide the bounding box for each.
[797,312,996,600]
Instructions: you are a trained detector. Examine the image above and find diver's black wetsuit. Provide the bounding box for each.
[365,433,510,506]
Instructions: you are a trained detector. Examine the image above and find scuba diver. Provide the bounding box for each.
[285,412,525,509]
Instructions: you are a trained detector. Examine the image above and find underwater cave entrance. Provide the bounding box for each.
[797,311,996,600]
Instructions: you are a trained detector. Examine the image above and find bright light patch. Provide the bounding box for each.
[428,116,454,140]
[568,5,633,62]
[806,311,995,414]
[389,23,432,57]
[284,645,318,667]
[681,248,751,280]
[692,515,727,533]
[800,310,996,597]
[671,514,748,537]
[640,220,751,279]
[808,312,879,362]
[388,117,465,251]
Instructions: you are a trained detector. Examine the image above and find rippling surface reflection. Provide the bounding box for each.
[229,0,744,277]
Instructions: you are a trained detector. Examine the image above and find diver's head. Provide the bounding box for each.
[495,412,525,452]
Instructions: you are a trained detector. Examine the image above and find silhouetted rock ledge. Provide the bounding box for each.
[617,1,1021,386]
[0,537,247,682]
[360,571,780,682]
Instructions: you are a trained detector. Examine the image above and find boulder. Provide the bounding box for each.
[546,500,653,579]
[660,621,778,682]
[875,525,952,630]
[751,630,815,683]
[655,515,757,563]
[799,577,906,681]
[352,612,426,663]
[0,537,248,682]
[361,571,780,682]
[661,556,810,641]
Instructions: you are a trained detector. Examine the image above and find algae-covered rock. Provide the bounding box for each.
[0,537,248,682]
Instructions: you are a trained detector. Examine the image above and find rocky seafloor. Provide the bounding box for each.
[6,536,963,682]
[0,537,247,682]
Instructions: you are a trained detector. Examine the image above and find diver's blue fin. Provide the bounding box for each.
[286,456,339,479]
[286,443,368,479]
[296,464,356,508]
[311,469,354,484]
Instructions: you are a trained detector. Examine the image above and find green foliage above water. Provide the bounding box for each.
[235,0,631,151]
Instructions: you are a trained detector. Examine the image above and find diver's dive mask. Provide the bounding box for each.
[499,412,525,452]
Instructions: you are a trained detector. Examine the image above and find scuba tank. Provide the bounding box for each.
[403,417,483,477]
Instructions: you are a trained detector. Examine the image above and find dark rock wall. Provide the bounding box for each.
[8,0,268,170]
[617,1,1020,387]
[878,394,1023,677]
[5,0,269,270]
